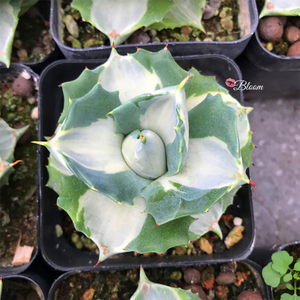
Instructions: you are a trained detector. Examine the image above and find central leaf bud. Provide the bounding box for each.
[121,129,167,179]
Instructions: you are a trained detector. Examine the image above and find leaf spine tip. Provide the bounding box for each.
[136,47,140,50]
[179,148,182,153]
[249,180,257,188]
[154,223,160,227]
[214,76,216,78]
[97,80,101,85]
[252,163,255,166]
[254,145,257,148]
[205,209,209,212]
[82,18,85,22]
[164,44,168,50]
[207,89,209,92]
[58,83,63,87]
[218,89,220,93]
[112,42,115,49]
[118,202,123,205]
[251,130,254,134]
[237,149,239,154]
[69,97,72,104]
[94,260,101,267]
[9,160,22,167]
[100,244,106,248]
[177,72,191,91]
[85,66,88,70]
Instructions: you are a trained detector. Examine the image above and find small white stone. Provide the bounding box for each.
[20,70,31,80]
[27,96,36,104]
[31,106,38,119]
[233,217,243,226]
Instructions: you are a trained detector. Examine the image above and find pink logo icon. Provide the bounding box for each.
[225,78,236,88]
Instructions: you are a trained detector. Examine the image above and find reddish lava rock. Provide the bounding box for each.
[12,76,33,97]
[237,290,263,300]
[184,285,207,300]
[287,41,300,56]
[258,17,284,42]
[184,268,201,285]
[284,26,300,44]
[216,272,236,285]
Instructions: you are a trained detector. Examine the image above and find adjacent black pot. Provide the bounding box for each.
[1,272,49,300]
[47,259,267,300]
[38,54,255,271]
[24,43,63,75]
[0,64,40,275]
[50,0,258,60]
[245,30,300,72]
[263,241,300,300]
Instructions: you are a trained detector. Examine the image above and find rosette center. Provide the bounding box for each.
[121,129,167,179]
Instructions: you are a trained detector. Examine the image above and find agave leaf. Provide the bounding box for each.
[0,119,28,163]
[43,83,152,205]
[189,186,241,241]
[0,157,14,187]
[47,158,193,261]
[59,48,187,124]
[0,0,22,67]
[260,0,300,18]
[142,93,249,225]
[151,0,206,32]
[71,0,175,45]
[186,69,254,169]
[19,0,39,16]
[130,267,200,300]
[109,79,190,176]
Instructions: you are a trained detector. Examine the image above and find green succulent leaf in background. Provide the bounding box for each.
[71,0,175,45]
[0,119,28,187]
[130,267,201,300]
[0,0,38,67]
[260,0,300,18]
[38,47,254,263]
[150,0,206,32]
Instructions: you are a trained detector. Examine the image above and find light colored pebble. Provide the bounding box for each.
[27,96,36,104]
[31,106,38,119]
[20,70,31,80]
[55,224,63,237]
[233,217,243,226]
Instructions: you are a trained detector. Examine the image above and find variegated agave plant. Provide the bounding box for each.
[130,267,200,300]
[71,0,206,45]
[260,0,300,18]
[0,0,38,67]
[37,47,255,264]
[0,118,28,187]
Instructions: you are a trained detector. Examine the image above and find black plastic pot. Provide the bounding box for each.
[47,259,267,300]
[1,272,49,300]
[245,30,300,72]
[38,54,255,271]
[235,52,300,100]
[263,241,300,300]
[0,64,40,275]
[24,43,63,75]
[50,0,258,60]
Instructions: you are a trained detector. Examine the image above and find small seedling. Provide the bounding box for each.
[262,250,300,300]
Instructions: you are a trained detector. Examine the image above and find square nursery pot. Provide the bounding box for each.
[38,54,255,272]
[1,272,49,300]
[50,0,258,60]
[237,23,300,100]
[24,43,63,76]
[47,259,268,300]
[0,64,40,275]
[10,0,63,75]
[263,241,300,300]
